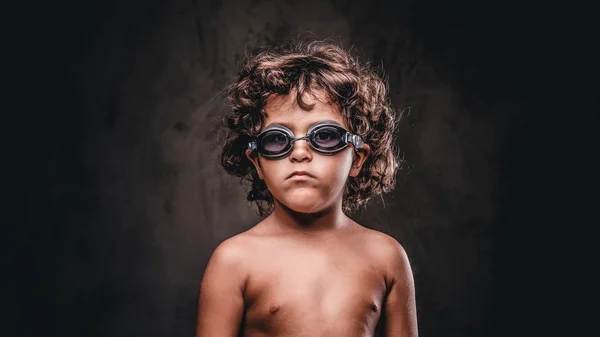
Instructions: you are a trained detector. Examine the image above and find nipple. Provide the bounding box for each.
[269,305,280,314]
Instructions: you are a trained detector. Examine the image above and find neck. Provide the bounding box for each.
[268,198,349,236]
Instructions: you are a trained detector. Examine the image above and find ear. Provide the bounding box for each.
[245,149,265,180]
[349,144,371,177]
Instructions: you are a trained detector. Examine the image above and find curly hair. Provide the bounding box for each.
[220,39,401,216]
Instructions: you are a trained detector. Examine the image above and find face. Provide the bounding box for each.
[245,90,371,214]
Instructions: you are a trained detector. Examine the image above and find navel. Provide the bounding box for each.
[370,303,378,312]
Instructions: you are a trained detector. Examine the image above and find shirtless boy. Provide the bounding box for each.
[196,40,418,337]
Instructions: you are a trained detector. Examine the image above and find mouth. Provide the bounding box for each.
[287,171,315,179]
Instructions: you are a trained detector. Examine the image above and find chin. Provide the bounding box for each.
[286,202,325,214]
[280,191,329,214]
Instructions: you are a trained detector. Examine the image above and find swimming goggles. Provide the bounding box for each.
[247,121,366,159]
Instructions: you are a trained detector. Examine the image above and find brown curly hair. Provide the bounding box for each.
[220,39,401,216]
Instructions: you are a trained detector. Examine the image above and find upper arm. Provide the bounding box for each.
[195,237,247,337]
[381,237,418,337]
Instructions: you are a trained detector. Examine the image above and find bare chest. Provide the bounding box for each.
[242,237,387,336]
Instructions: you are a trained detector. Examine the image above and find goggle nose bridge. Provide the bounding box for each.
[288,134,310,146]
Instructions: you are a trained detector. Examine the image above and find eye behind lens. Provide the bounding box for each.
[260,130,290,153]
[312,126,344,149]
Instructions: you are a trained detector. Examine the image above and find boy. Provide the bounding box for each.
[196,39,418,337]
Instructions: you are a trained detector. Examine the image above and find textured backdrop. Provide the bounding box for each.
[19,0,550,336]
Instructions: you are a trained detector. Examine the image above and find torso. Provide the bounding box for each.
[235,221,391,337]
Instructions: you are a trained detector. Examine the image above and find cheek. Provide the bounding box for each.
[317,150,355,184]
[257,159,286,186]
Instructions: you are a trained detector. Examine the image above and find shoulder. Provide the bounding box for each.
[207,222,270,263]
[358,226,407,256]
[359,227,412,286]
[201,232,256,293]
[205,231,256,276]
[209,230,257,263]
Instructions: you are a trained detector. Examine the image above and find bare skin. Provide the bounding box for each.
[196,214,417,337]
[196,91,418,337]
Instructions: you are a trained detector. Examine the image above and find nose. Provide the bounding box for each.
[289,136,312,162]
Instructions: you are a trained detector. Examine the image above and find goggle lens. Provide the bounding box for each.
[260,131,290,153]
[311,126,344,150]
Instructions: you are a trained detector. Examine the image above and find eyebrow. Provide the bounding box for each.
[264,119,343,129]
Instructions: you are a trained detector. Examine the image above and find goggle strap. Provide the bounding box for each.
[345,133,365,149]
[248,141,257,152]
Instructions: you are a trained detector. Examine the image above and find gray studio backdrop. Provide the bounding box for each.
[49,0,521,336]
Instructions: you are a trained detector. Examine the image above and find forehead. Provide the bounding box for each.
[263,90,346,131]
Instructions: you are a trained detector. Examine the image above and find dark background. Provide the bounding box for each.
[14,0,579,336]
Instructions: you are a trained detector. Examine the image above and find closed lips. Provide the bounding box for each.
[287,171,314,178]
